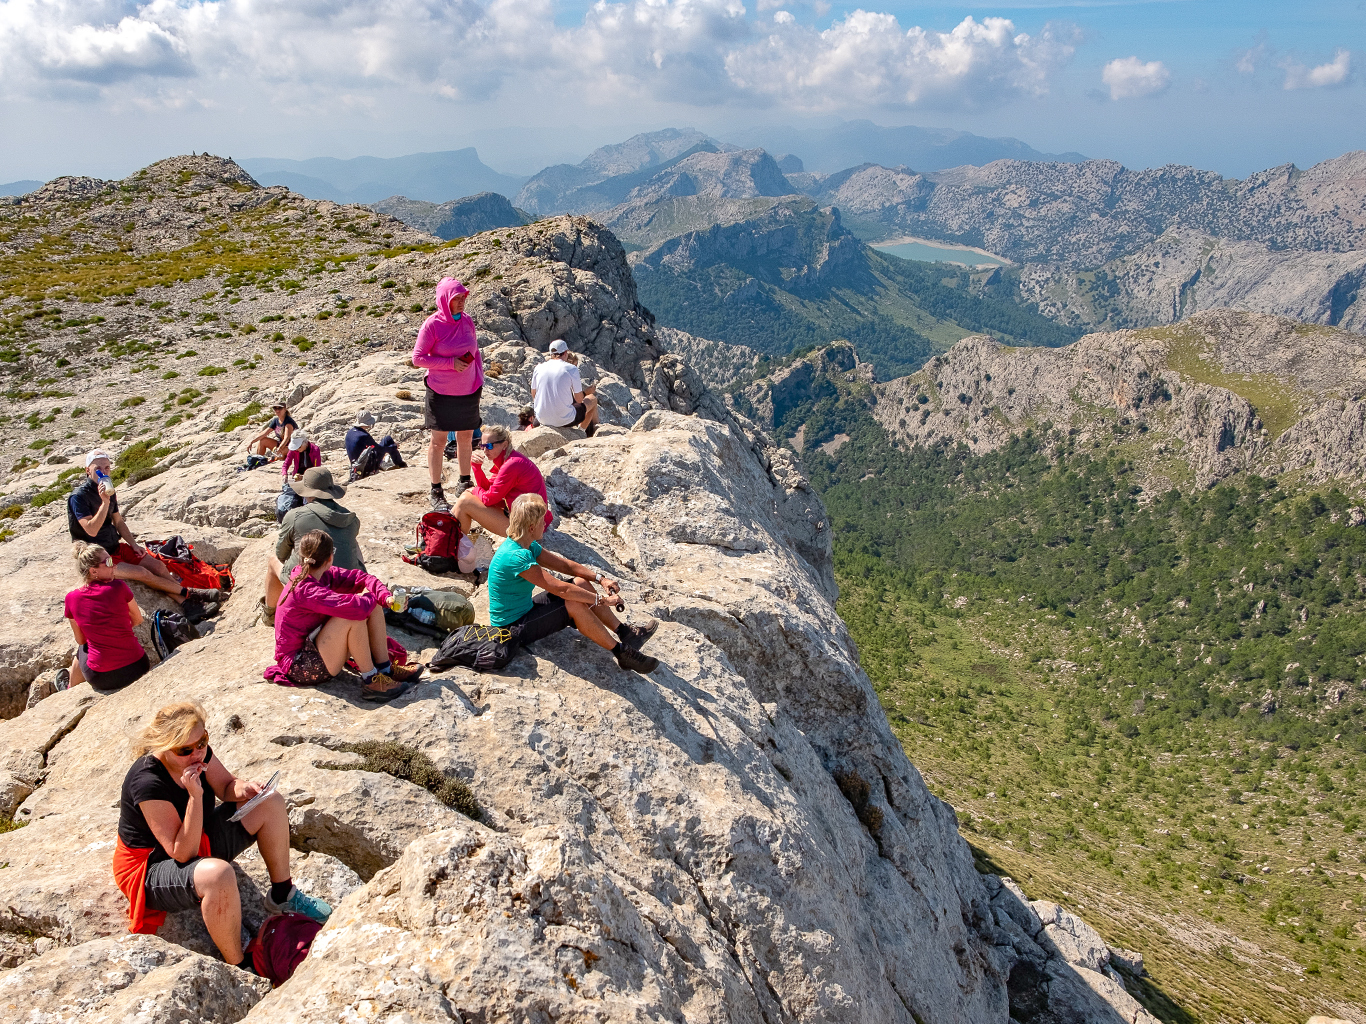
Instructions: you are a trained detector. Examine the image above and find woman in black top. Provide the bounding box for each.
[247,402,298,458]
[116,702,330,968]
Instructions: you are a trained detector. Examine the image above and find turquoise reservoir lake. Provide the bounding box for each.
[872,238,1007,267]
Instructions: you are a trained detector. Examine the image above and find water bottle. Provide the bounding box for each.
[410,607,437,626]
[387,586,409,613]
[95,468,115,498]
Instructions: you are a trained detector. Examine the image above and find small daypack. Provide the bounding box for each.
[430,624,517,673]
[402,511,462,575]
[350,444,382,481]
[407,588,476,632]
[144,537,236,592]
[151,609,199,660]
[246,912,323,988]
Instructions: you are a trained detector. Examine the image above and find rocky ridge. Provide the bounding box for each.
[369,191,531,241]
[740,309,1366,492]
[0,183,1157,1023]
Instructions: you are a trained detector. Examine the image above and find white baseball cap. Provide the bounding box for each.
[548,339,569,354]
[288,430,309,451]
[84,448,113,467]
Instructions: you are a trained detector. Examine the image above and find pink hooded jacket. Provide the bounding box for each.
[412,278,483,397]
[264,566,391,685]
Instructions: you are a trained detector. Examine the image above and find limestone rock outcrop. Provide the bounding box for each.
[0,206,1153,1024]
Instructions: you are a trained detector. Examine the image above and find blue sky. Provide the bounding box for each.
[0,0,1361,182]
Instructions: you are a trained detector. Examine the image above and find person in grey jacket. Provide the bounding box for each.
[259,467,365,624]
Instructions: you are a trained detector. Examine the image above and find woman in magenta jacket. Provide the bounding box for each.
[263,530,423,702]
[412,278,482,512]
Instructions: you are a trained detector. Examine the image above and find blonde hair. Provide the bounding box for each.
[72,541,110,582]
[484,423,511,446]
[133,701,207,758]
[507,493,547,541]
[280,530,334,605]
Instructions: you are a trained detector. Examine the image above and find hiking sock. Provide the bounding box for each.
[611,642,623,655]
[270,879,294,905]
[179,586,189,598]
[360,667,379,682]
[459,474,472,486]
[373,660,392,676]
[615,625,628,641]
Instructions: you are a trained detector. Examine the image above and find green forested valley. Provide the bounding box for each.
[796,389,1366,1023]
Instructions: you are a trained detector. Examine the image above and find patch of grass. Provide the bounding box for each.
[0,504,23,520]
[111,436,173,486]
[118,396,145,407]
[219,401,262,433]
[198,365,227,376]
[318,741,482,821]
[0,815,26,834]
[28,466,85,507]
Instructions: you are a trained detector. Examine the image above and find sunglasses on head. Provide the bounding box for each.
[103,557,113,567]
[171,734,208,757]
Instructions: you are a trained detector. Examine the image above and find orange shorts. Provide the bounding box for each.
[110,543,145,566]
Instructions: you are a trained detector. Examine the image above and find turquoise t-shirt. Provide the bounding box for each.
[487,540,541,627]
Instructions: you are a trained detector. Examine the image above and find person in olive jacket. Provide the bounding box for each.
[259,467,365,624]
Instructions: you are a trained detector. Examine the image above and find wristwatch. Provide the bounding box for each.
[594,571,603,582]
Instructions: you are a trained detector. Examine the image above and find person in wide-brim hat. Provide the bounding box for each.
[289,466,346,500]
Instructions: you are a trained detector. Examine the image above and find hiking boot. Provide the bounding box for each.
[54,668,70,692]
[360,677,416,703]
[616,619,658,649]
[181,598,219,623]
[384,661,425,684]
[430,485,450,512]
[615,644,659,674]
[187,587,222,603]
[443,439,460,461]
[585,422,599,438]
[454,477,472,497]
[268,885,332,924]
[257,596,275,626]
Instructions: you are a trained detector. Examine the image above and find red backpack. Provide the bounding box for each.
[402,511,461,574]
[247,912,323,987]
[144,537,236,592]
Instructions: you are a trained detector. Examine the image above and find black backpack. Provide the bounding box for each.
[152,609,199,660]
[429,625,517,672]
[350,444,382,481]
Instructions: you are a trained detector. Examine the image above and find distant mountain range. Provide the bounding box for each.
[0,180,42,197]
[630,200,1078,379]
[239,149,527,205]
[368,192,530,240]
[726,120,1085,174]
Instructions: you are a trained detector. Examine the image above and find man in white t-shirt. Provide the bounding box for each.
[530,340,599,436]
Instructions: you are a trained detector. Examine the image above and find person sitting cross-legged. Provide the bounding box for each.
[345,409,406,475]
[68,449,220,618]
[488,493,658,673]
[113,701,331,974]
[264,529,423,702]
[452,424,552,540]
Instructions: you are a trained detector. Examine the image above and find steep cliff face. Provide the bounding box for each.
[868,309,1366,489]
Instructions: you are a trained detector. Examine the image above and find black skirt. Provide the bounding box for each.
[423,384,482,431]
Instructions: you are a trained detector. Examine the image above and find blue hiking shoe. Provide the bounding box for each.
[272,885,332,924]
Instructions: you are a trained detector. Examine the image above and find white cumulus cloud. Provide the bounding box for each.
[1281,49,1351,90]
[0,0,1079,114]
[1101,56,1170,100]
[725,14,1079,110]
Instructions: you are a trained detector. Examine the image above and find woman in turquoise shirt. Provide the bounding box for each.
[486,494,659,673]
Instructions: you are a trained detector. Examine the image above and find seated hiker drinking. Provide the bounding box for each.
[488,494,658,673]
[531,340,599,437]
[69,449,220,617]
[345,409,406,477]
[64,541,150,692]
[247,401,297,458]
[262,467,364,623]
[452,424,552,539]
[265,529,423,701]
[113,701,331,973]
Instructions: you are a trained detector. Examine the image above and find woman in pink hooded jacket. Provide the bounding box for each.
[412,278,483,512]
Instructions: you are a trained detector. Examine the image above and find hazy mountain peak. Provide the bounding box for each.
[578,127,721,176]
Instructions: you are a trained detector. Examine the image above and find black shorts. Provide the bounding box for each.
[507,594,571,646]
[143,802,257,913]
[569,402,587,427]
[77,646,150,693]
[423,384,482,432]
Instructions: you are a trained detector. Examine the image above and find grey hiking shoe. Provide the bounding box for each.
[257,596,275,626]
[430,485,450,513]
[615,643,659,674]
[187,587,222,602]
[616,619,658,649]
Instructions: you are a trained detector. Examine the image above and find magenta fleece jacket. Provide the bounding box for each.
[412,278,483,397]
[264,566,390,685]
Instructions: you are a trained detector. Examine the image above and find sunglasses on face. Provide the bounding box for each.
[482,441,503,450]
[171,734,208,757]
